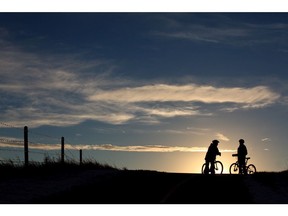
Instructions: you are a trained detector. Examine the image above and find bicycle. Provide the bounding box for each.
[201,158,223,174]
[229,154,256,174]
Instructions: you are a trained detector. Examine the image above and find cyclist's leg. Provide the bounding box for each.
[238,157,245,174]
[243,164,247,175]
[210,161,215,174]
[239,165,243,174]
[204,160,210,174]
[238,163,242,174]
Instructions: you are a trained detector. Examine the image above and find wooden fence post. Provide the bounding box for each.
[24,126,29,167]
[80,149,82,165]
[61,137,64,163]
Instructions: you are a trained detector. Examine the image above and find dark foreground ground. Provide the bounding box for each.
[1,169,288,204]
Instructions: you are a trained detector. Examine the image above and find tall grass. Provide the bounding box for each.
[0,156,120,178]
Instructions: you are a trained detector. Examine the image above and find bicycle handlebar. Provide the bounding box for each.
[232,154,250,160]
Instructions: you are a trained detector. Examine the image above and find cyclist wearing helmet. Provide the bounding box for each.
[204,139,221,174]
[238,139,248,174]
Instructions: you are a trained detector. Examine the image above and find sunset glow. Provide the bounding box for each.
[1,12,288,174]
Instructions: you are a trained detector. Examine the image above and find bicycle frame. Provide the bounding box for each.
[229,155,256,174]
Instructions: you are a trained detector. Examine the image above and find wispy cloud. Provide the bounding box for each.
[92,127,211,136]
[0,53,280,127]
[0,27,281,127]
[216,133,230,142]
[262,137,272,142]
[155,26,248,44]
[88,84,279,105]
[75,144,236,153]
[155,15,288,46]
[0,140,235,153]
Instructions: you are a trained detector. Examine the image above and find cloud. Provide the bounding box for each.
[262,138,271,142]
[155,15,288,47]
[0,139,235,153]
[0,28,281,127]
[215,133,230,142]
[155,27,248,44]
[76,144,235,153]
[0,62,280,127]
[88,84,279,106]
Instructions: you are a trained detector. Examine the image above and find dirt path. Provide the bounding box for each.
[35,172,254,204]
[1,170,288,204]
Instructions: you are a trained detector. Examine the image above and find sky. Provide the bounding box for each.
[1,12,288,173]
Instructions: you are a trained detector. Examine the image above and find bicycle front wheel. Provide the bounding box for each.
[201,163,206,174]
[214,161,223,174]
[247,164,257,174]
[229,163,238,174]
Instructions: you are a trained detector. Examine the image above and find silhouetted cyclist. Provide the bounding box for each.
[204,139,221,174]
[237,139,248,174]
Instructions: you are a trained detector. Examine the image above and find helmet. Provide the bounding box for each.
[212,139,219,144]
[239,139,245,143]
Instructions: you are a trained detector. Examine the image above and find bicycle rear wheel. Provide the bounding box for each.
[229,163,238,174]
[214,161,223,174]
[247,164,256,174]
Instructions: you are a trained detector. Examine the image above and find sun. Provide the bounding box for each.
[180,152,238,174]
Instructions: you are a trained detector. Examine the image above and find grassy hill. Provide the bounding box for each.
[0,161,288,204]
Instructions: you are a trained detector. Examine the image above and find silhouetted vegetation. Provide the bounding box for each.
[0,156,119,178]
[1,157,288,204]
